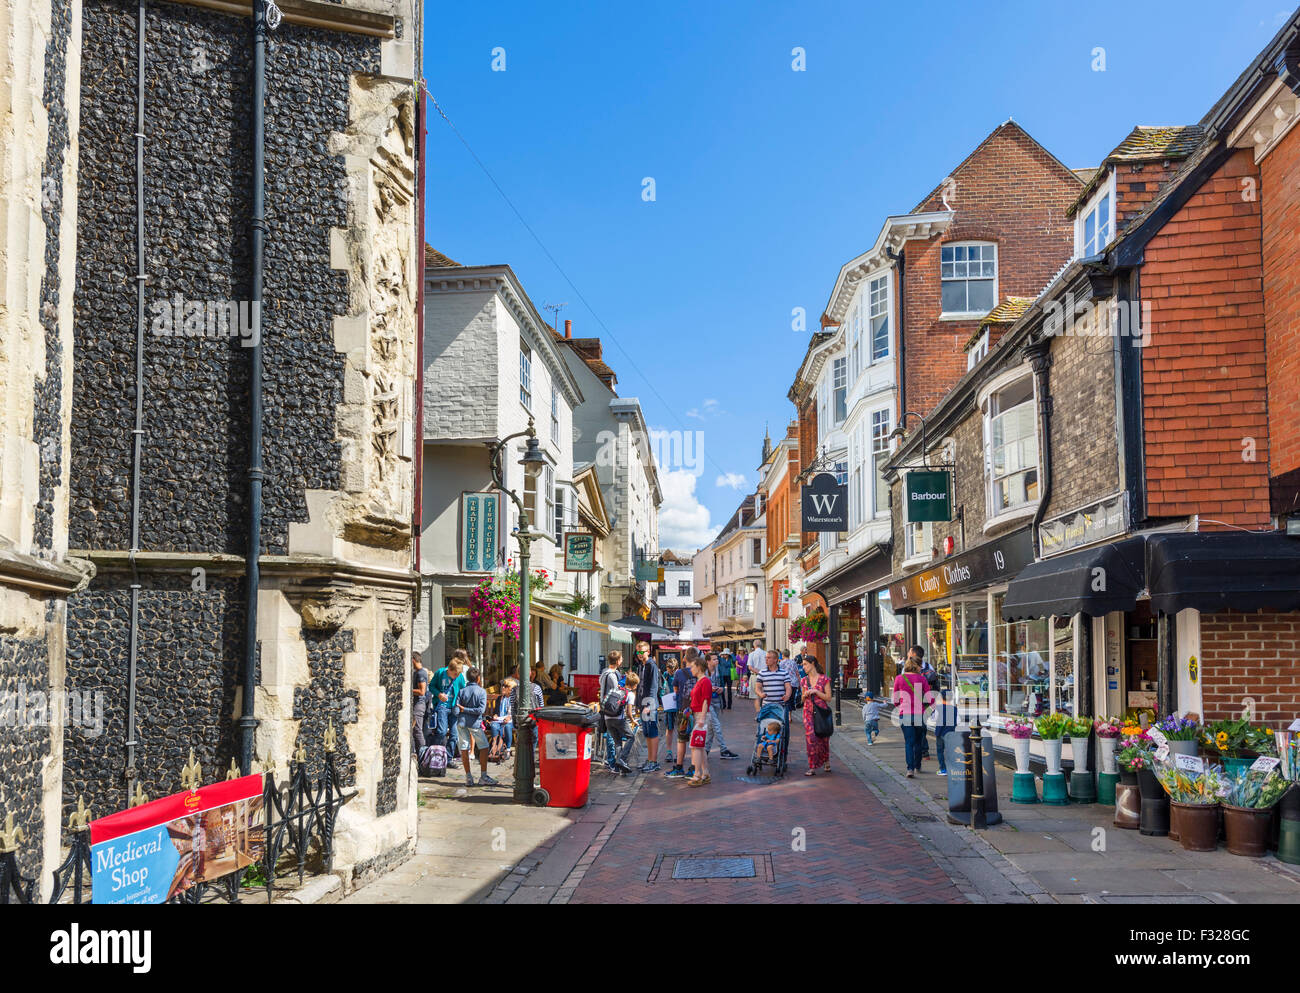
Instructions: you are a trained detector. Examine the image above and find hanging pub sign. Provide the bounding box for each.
[905,470,952,523]
[563,532,596,572]
[635,561,663,582]
[459,492,500,573]
[801,472,848,531]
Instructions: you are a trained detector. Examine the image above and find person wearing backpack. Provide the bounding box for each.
[633,642,662,773]
[599,651,625,767]
[603,671,638,774]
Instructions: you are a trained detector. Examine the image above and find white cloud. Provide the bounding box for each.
[657,470,719,551]
[715,472,747,490]
[686,398,722,421]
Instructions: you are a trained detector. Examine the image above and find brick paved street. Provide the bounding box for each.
[568,701,964,903]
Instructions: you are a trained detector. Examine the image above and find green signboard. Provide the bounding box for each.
[905,470,952,523]
[460,492,500,572]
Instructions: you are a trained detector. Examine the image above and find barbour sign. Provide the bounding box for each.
[905,470,952,523]
[801,472,848,532]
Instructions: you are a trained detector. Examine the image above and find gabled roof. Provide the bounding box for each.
[909,119,1083,214]
[981,296,1034,327]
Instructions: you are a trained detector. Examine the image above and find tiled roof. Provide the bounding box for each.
[1070,126,1207,215]
[980,296,1034,327]
[425,245,461,268]
[1107,125,1205,162]
[1072,167,1099,185]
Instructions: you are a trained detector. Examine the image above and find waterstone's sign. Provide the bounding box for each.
[905,470,952,523]
[889,528,1034,608]
[801,473,848,531]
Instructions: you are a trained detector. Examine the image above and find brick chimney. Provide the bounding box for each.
[564,319,572,339]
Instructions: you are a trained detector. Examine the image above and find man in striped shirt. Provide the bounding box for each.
[756,650,792,708]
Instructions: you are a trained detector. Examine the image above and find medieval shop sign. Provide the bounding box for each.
[563,532,596,572]
[889,528,1034,608]
[801,473,848,531]
[90,774,265,904]
[905,470,952,523]
[1039,492,1128,558]
[459,492,500,573]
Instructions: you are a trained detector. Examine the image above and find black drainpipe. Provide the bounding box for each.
[125,0,148,788]
[1026,338,1053,560]
[239,0,270,774]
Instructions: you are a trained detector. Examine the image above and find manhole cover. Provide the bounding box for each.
[904,813,938,823]
[672,857,756,879]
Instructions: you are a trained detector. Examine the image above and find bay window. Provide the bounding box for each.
[983,376,1038,516]
[869,274,890,361]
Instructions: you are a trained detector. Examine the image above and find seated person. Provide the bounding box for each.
[489,681,515,760]
[758,719,782,762]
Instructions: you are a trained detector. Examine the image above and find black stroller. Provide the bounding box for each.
[746,702,790,778]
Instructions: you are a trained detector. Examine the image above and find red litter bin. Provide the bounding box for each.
[531,705,600,808]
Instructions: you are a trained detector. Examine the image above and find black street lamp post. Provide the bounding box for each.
[487,418,549,804]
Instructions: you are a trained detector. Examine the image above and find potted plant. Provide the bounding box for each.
[1154,715,1201,757]
[1276,731,1300,865]
[1035,713,1069,805]
[1094,717,1123,805]
[788,612,829,645]
[1202,711,1275,778]
[1222,767,1291,857]
[1114,736,1150,830]
[1006,718,1037,804]
[1007,718,1034,772]
[1156,760,1226,852]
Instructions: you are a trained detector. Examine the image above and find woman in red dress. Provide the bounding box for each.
[800,655,833,776]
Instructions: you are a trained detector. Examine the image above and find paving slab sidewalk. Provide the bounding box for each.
[832,710,1300,904]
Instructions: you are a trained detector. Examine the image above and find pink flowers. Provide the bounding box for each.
[1006,719,1034,740]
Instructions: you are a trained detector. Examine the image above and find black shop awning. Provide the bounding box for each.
[1146,531,1300,614]
[1001,536,1146,621]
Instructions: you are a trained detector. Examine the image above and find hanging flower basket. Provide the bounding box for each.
[788,612,829,644]
[468,569,549,640]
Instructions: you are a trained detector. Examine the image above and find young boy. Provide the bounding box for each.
[861,691,883,745]
[758,719,782,763]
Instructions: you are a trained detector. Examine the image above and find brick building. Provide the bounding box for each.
[881,15,1300,762]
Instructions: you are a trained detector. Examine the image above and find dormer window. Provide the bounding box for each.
[1075,173,1116,258]
[941,243,997,316]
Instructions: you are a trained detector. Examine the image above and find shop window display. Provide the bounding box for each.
[993,593,1050,717]
[1052,615,1076,717]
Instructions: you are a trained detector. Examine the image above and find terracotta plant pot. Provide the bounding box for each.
[1171,801,1219,852]
[1222,804,1272,857]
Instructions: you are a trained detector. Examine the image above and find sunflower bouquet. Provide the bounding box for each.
[1201,714,1274,759]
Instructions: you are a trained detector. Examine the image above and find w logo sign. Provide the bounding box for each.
[801,473,848,532]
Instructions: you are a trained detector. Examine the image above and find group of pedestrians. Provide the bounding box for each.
[885,644,959,779]
[411,649,499,786]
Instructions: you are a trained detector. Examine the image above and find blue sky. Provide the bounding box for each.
[422,0,1295,552]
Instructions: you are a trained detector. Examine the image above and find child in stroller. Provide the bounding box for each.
[746,701,790,778]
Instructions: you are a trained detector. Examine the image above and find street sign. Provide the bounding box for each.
[801,472,847,531]
[905,470,951,523]
[459,492,500,573]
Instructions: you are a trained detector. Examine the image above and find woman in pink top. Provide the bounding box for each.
[893,658,930,777]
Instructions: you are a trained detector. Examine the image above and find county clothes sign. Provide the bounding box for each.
[89,774,265,904]
[801,473,848,531]
[460,492,500,573]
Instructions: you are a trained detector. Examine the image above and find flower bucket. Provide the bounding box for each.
[1043,737,1062,775]
[1098,736,1118,775]
[1137,767,1169,837]
[1013,737,1031,774]
[1171,801,1219,852]
[1167,739,1198,758]
[1069,736,1090,774]
[1222,804,1272,857]
[1221,756,1253,779]
[1114,773,1141,830]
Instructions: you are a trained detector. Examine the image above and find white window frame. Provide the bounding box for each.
[903,520,932,566]
[550,386,560,443]
[940,241,998,318]
[832,357,847,425]
[979,367,1041,525]
[1074,172,1116,259]
[967,328,990,370]
[870,407,891,518]
[520,341,533,409]
[868,273,890,363]
[542,464,556,538]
